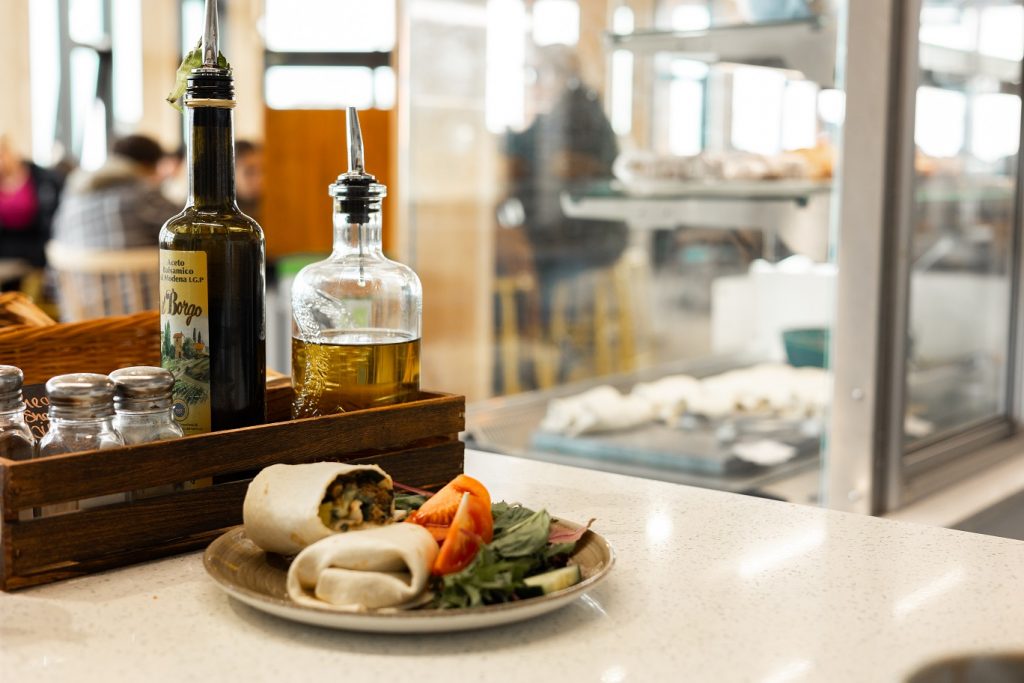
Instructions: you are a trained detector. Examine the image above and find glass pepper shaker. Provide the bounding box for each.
[37,373,126,514]
[110,366,186,500]
[0,365,34,462]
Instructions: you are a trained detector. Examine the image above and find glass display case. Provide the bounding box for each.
[397,0,1024,514]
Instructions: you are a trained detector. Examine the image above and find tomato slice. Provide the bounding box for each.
[432,492,489,575]
[421,525,449,543]
[406,474,493,541]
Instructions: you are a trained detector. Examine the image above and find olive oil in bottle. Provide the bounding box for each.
[292,333,420,417]
[290,108,422,416]
[159,0,266,434]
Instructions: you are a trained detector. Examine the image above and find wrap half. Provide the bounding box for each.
[286,523,439,610]
[243,462,394,555]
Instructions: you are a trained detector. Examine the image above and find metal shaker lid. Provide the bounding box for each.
[0,365,24,411]
[109,366,175,410]
[46,373,117,417]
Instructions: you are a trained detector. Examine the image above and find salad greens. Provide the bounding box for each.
[428,503,580,609]
[395,492,429,512]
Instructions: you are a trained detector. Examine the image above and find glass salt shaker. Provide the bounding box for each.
[37,373,126,514]
[0,365,34,462]
[110,366,186,500]
[110,367,184,445]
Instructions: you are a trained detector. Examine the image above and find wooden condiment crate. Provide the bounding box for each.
[0,380,464,590]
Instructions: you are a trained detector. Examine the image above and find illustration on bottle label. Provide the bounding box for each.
[159,250,212,434]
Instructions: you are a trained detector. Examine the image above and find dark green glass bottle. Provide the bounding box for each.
[159,34,266,434]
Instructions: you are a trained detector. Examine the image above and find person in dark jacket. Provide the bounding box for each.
[504,45,627,286]
[496,46,629,391]
[0,135,63,269]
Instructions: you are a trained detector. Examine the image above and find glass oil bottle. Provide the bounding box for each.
[159,0,266,435]
[290,107,422,417]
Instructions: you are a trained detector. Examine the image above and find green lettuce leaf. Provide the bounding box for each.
[490,509,552,558]
[394,493,428,511]
[491,501,537,535]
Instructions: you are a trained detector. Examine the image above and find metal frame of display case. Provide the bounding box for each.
[828,0,1024,514]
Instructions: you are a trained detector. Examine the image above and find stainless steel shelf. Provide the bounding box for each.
[560,181,832,232]
[920,42,1022,84]
[607,18,838,86]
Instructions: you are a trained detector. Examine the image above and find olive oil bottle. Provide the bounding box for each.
[159,0,266,434]
[290,108,422,417]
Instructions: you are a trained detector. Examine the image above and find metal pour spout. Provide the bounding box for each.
[328,106,384,198]
[201,0,219,67]
[346,107,364,175]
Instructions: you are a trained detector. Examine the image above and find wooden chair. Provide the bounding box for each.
[548,250,645,383]
[45,241,160,322]
[493,247,650,394]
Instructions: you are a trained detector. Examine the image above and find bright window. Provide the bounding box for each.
[731,67,786,154]
[265,66,377,110]
[915,86,966,157]
[670,5,711,30]
[610,6,634,136]
[971,94,1021,163]
[263,0,396,111]
[29,0,60,165]
[485,0,526,133]
[669,79,704,156]
[782,81,818,150]
[264,0,396,53]
[532,0,579,47]
[112,0,143,129]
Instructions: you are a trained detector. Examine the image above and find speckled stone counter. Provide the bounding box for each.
[3,449,1024,682]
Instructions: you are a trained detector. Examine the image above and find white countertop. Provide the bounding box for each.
[3,448,1024,682]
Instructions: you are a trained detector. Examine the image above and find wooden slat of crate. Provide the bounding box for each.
[2,441,463,590]
[2,392,462,513]
[1,392,465,590]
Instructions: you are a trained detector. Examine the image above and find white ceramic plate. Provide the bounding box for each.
[203,521,614,634]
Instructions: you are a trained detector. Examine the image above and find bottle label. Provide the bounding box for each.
[159,250,212,435]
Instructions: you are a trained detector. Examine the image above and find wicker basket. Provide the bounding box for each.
[0,310,160,384]
[0,293,56,329]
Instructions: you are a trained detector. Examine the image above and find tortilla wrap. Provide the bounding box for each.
[286,523,438,610]
[243,462,393,555]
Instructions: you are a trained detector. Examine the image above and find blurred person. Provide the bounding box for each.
[50,135,178,321]
[0,134,63,271]
[497,45,628,388]
[235,139,264,222]
[52,134,176,249]
[159,144,187,206]
[503,44,626,289]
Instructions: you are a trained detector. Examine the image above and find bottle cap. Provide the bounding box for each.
[46,373,117,419]
[329,107,387,205]
[110,366,176,412]
[0,365,24,411]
